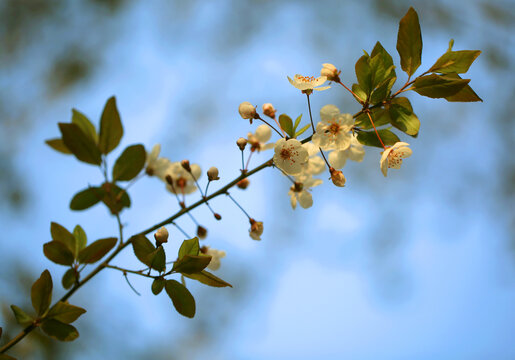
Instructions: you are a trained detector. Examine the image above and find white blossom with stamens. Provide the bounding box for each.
[164,162,201,194]
[247,124,274,152]
[380,142,412,177]
[312,105,354,151]
[287,74,330,93]
[273,138,309,176]
[289,174,322,210]
[300,142,326,176]
[146,144,171,181]
[328,133,365,169]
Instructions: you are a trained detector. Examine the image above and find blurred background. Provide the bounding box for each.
[0,0,514,359]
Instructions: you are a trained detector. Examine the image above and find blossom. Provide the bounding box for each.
[202,246,226,271]
[380,142,412,177]
[287,74,330,93]
[239,102,258,120]
[154,226,169,245]
[289,175,322,209]
[330,168,346,187]
[249,219,264,240]
[164,161,201,194]
[247,124,274,152]
[300,142,326,176]
[207,167,219,181]
[236,137,247,151]
[262,103,276,118]
[328,133,365,169]
[320,63,341,82]
[312,105,353,151]
[273,138,309,176]
[145,144,171,180]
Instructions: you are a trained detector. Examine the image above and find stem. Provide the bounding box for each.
[306,93,315,133]
[172,221,191,238]
[106,264,155,279]
[365,110,385,149]
[257,115,283,138]
[240,150,245,171]
[318,147,331,168]
[226,192,251,219]
[245,150,254,171]
[337,80,363,103]
[115,213,124,247]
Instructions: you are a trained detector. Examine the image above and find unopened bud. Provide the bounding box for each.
[238,101,258,123]
[262,103,276,118]
[237,178,250,189]
[214,213,222,220]
[292,182,303,192]
[165,174,173,186]
[321,63,341,82]
[249,218,264,241]
[197,225,208,239]
[237,137,247,151]
[200,245,208,254]
[207,167,220,181]
[330,167,346,187]
[154,226,169,245]
[181,159,191,172]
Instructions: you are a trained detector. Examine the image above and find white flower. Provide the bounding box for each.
[380,142,412,177]
[247,124,274,152]
[204,247,226,271]
[273,138,309,176]
[300,142,326,176]
[239,102,257,120]
[289,175,322,209]
[164,162,201,194]
[329,168,346,187]
[249,219,264,240]
[146,144,171,180]
[287,74,330,93]
[320,63,341,82]
[312,105,354,151]
[154,226,169,244]
[328,133,365,169]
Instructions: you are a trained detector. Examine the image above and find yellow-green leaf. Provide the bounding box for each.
[50,222,76,255]
[151,278,165,295]
[61,269,78,290]
[178,238,200,260]
[98,96,123,154]
[70,187,104,211]
[71,109,98,143]
[132,234,155,267]
[278,114,294,138]
[31,270,53,317]
[165,280,195,318]
[58,123,101,165]
[357,129,400,148]
[396,7,422,76]
[78,237,117,264]
[41,319,79,342]
[172,255,211,274]
[43,241,75,266]
[47,301,86,324]
[73,225,88,256]
[413,74,469,98]
[429,50,481,74]
[112,144,146,181]
[10,305,33,326]
[45,138,72,154]
[183,270,232,288]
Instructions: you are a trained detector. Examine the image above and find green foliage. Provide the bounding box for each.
[151,278,165,295]
[357,129,400,148]
[183,270,233,288]
[10,305,33,326]
[71,109,98,143]
[46,302,86,324]
[131,235,165,272]
[62,269,78,290]
[278,114,294,138]
[165,280,196,318]
[413,74,469,99]
[388,97,420,136]
[70,187,104,211]
[41,319,79,342]
[58,123,101,165]
[396,7,422,76]
[98,96,123,155]
[429,50,481,74]
[442,73,482,102]
[172,255,211,274]
[78,237,117,264]
[45,138,72,154]
[31,270,53,317]
[112,144,146,181]
[101,183,131,214]
[178,237,200,259]
[50,222,76,254]
[73,225,88,257]
[43,241,74,266]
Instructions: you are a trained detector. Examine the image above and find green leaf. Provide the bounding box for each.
[278,114,294,138]
[132,235,155,267]
[370,76,396,105]
[178,238,200,260]
[388,97,420,136]
[98,96,123,154]
[58,123,101,165]
[46,301,86,324]
[295,124,311,138]
[101,183,131,215]
[293,114,302,131]
[78,237,117,264]
[151,278,165,295]
[148,246,166,273]
[355,54,372,96]
[413,74,469,98]
[43,241,75,266]
[357,129,400,148]
[183,270,233,288]
[351,84,367,103]
[31,270,53,317]
[354,107,391,130]
[70,187,104,211]
[61,269,77,290]
[73,225,88,256]
[45,138,72,154]
[442,73,483,102]
[172,255,211,274]
[396,7,422,76]
[165,280,195,318]
[369,43,396,91]
[50,222,76,254]
[429,50,481,74]
[10,305,33,326]
[41,319,79,342]
[112,144,146,181]
[71,109,98,143]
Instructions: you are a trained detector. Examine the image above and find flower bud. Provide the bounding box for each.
[197,225,208,239]
[330,167,346,187]
[214,213,222,220]
[237,137,247,151]
[207,167,220,181]
[262,103,276,119]
[181,159,191,172]
[320,63,341,82]
[154,226,169,245]
[249,218,264,241]
[239,101,258,122]
[237,178,250,189]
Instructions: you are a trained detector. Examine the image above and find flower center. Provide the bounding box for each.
[329,122,340,135]
[388,150,402,167]
[280,148,291,160]
[176,177,187,189]
[298,75,316,83]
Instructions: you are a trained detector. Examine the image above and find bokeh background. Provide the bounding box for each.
[0,0,514,359]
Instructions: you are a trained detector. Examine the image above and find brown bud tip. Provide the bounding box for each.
[207,167,220,181]
[181,159,191,172]
[237,178,250,189]
[197,225,208,239]
[214,213,222,220]
[165,174,174,186]
[236,137,247,151]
